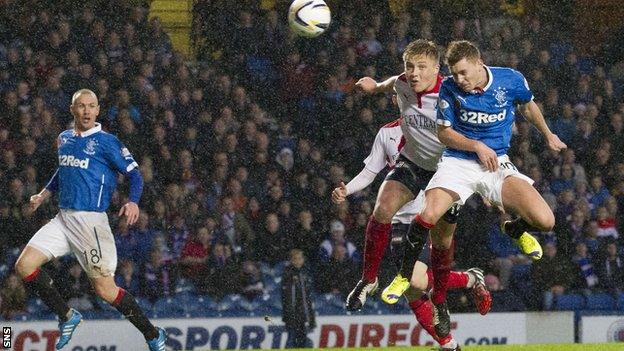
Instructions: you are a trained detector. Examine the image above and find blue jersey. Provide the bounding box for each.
[49,123,138,212]
[437,66,533,160]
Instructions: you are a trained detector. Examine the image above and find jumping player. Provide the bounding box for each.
[398,40,566,338]
[332,117,491,350]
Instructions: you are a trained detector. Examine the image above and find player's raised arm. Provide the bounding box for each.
[356,75,398,94]
[517,100,567,152]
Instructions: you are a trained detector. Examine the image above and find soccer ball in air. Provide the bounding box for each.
[288,0,331,38]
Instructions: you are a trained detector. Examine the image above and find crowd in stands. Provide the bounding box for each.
[0,0,623,319]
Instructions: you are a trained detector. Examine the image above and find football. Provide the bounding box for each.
[288,0,331,38]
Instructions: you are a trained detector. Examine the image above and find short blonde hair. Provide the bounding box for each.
[71,89,98,105]
[403,39,440,63]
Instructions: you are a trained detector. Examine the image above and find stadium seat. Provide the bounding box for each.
[554,294,586,311]
[27,298,50,315]
[618,293,624,310]
[135,297,153,312]
[585,293,616,310]
[154,297,186,317]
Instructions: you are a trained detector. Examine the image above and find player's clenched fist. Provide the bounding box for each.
[355,77,378,93]
[546,133,567,152]
[29,193,45,212]
[331,182,348,204]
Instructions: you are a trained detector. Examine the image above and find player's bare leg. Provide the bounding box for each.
[90,275,165,349]
[16,245,81,349]
[346,179,413,311]
[501,176,554,260]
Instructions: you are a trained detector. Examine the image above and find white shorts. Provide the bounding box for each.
[28,210,117,278]
[392,191,425,225]
[426,155,534,207]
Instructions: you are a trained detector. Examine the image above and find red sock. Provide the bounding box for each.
[409,295,441,343]
[431,241,455,305]
[425,269,468,290]
[362,215,391,283]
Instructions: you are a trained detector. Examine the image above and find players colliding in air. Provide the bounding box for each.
[14,89,167,351]
[395,40,566,338]
[332,117,491,349]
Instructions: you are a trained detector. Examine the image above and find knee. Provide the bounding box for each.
[535,211,555,232]
[93,284,120,304]
[372,204,393,224]
[14,256,35,279]
[410,272,429,292]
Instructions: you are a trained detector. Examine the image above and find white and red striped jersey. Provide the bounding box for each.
[394,74,446,171]
[361,118,421,224]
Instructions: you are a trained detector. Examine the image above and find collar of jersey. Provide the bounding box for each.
[417,74,443,97]
[73,123,102,137]
[470,65,493,94]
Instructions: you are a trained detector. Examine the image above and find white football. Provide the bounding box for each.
[288,0,331,38]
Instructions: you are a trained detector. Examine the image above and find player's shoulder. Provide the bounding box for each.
[59,129,74,138]
[381,117,402,129]
[440,75,458,92]
[394,73,409,90]
[489,66,525,81]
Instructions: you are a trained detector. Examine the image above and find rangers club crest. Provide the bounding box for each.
[84,138,98,155]
[493,87,508,108]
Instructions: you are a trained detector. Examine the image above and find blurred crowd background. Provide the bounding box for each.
[1,0,624,320]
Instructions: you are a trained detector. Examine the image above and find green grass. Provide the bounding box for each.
[271,344,621,351]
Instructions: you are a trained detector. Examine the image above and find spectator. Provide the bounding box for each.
[596,241,624,294]
[179,226,213,290]
[140,249,175,302]
[572,242,599,292]
[532,243,578,310]
[316,245,359,296]
[0,273,27,320]
[240,260,264,301]
[62,262,95,311]
[319,220,360,263]
[282,249,315,348]
[254,213,289,265]
[115,259,140,297]
[205,243,239,299]
[218,196,254,257]
[483,274,526,312]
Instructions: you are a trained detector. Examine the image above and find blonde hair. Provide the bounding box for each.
[403,39,440,63]
[71,89,98,105]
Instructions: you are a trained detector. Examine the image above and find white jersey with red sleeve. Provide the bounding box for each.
[393,73,446,171]
[361,118,422,225]
[363,119,404,173]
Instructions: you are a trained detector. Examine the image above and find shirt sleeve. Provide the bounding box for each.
[45,168,59,193]
[513,70,534,104]
[363,131,388,174]
[105,135,139,174]
[436,81,456,127]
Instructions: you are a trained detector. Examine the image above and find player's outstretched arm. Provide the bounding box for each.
[331,168,378,204]
[356,76,397,94]
[518,100,567,152]
[438,125,499,172]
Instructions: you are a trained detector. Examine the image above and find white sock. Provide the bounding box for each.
[466,272,476,288]
[440,338,458,349]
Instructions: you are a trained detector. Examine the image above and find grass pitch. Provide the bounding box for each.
[275,344,621,351]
